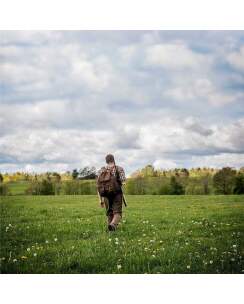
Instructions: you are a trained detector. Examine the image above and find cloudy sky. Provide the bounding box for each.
[0,31,244,175]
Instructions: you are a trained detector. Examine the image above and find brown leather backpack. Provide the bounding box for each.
[97,166,121,197]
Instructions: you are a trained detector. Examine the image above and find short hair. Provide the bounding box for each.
[105,154,115,164]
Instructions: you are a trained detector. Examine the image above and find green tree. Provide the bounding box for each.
[72,169,79,180]
[233,173,244,194]
[52,172,61,182]
[0,183,10,195]
[40,179,55,195]
[202,174,211,195]
[141,165,158,177]
[180,168,189,177]
[213,167,236,194]
[169,176,184,195]
[79,167,96,179]
[125,177,146,194]
[0,173,3,183]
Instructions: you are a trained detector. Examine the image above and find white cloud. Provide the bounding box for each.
[1,116,244,173]
[153,159,177,169]
[166,78,214,100]
[165,78,241,106]
[0,42,114,100]
[119,45,137,62]
[61,45,113,91]
[191,153,244,168]
[0,31,244,173]
[138,117,244,157]
[0,162,70,174]
[145,42,212,70]
[227,45,244,71]
[0,62,46,85]
[0,128,112,166]
[1,31,63,45]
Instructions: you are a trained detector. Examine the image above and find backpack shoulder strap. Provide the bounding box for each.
[114,165,122,185]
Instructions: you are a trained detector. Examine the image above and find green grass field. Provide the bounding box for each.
[0,195,243,274]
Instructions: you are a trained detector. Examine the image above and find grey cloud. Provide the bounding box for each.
[184,118,213,136]
[114,128,141,150]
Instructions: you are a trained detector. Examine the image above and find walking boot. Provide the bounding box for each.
[108,223,116,231]
[110,213,122,230]
[107,214,115,231]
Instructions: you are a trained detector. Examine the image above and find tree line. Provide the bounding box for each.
[0,166,244,195]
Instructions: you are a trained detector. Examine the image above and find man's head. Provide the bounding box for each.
[105,154,115,164]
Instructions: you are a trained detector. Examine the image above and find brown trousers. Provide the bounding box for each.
[104,192,122,226]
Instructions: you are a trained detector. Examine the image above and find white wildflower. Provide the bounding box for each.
[187,265,190,269]
[54,238,58,242]
[117,264,122,270]
[33,253,37,257]
[27,248,30,252]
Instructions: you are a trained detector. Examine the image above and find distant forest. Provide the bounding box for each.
[1,165,244,195]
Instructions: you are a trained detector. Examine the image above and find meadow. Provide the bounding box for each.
[0,195,243,274]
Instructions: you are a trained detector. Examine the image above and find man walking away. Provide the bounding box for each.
[97,154,126,231]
